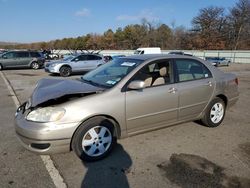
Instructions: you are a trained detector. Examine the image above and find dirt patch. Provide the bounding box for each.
[238,143,250,158]
[157,153,250,188]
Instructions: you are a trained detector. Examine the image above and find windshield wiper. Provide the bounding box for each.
[81,77,108,88]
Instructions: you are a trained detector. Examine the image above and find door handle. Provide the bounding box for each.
[205,81,212,87]
[168,87,177,94]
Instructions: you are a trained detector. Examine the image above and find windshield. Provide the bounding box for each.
[81,58,143,88]
[134,50,142,54]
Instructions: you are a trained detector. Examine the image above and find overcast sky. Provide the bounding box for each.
[0,0,238,43]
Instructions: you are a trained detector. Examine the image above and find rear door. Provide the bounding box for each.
[174,59,215,120]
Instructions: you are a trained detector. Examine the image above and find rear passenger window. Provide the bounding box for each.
[87,55,102,60]
[30,52,41,57]
[175,59,212,82]
[75,55,88,61]
[16,52,29,58]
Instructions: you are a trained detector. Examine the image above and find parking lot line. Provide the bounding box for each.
[0,71,67,188]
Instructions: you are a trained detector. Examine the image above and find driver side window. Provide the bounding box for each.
[3,52,15,59]
[73,55,87,62]
[132,60,173,88]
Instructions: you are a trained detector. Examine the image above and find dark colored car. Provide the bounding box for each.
[104,55,126,63]
[205,57,231,67]
[103,55,113,62]
[168,51,193,56]
[0,51,45,70]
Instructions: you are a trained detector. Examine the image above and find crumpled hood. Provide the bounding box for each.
[31,78,104,107]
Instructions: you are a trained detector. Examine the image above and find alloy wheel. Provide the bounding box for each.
[60,67,71,77]
[31,62,39,69]
[82,126,112,157]
[210,102,224,124]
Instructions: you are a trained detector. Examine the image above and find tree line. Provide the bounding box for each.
[1,0,249,51]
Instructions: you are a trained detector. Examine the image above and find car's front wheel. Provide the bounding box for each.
[59,66,71,77]
[72,117,116,161]
[201,97,226,127]
[30,62,40,69]
[0,64,3,71]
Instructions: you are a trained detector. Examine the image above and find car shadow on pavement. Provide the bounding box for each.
[81,144,132,188]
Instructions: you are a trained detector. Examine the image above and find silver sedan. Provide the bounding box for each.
[15,54,239,161]
[44,53,105,77]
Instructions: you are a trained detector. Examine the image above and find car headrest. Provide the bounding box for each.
[159,67,167,76]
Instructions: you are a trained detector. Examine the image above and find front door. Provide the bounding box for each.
[71,55,88,72]
[1,52,19,68]
[125,59,178,133]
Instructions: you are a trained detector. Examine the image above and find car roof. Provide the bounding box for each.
[121,54,198,61]
[79,53,102,55]
[7,50,39,53]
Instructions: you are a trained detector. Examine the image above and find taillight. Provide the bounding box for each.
[235,77,239,85]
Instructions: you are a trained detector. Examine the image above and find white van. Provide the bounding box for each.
[134,47,161,55]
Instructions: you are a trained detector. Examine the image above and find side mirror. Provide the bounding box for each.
[2,56,7,59]
[72,58,79,62]
[128,80,145,90]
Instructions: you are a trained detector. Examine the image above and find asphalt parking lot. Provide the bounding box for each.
[0,64,250,188]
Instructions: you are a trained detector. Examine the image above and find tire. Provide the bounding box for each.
[30,62,40,70]
[59,66,71,77]
[201,97,226,127]
[0,64,3,71]
[72,117,116,161]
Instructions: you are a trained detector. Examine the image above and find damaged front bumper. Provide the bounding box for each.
[15,103,79,154]
[44,66,60,73]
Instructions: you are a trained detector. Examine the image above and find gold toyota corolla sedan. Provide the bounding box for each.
[15,54,239,161]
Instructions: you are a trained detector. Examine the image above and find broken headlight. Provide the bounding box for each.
[26,107,65,122]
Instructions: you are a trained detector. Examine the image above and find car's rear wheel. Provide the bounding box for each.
[0,64,3,71]
[72,117,116,161]
[31,62,40,70]
[201,97,225,127]
[59,66,71,77]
